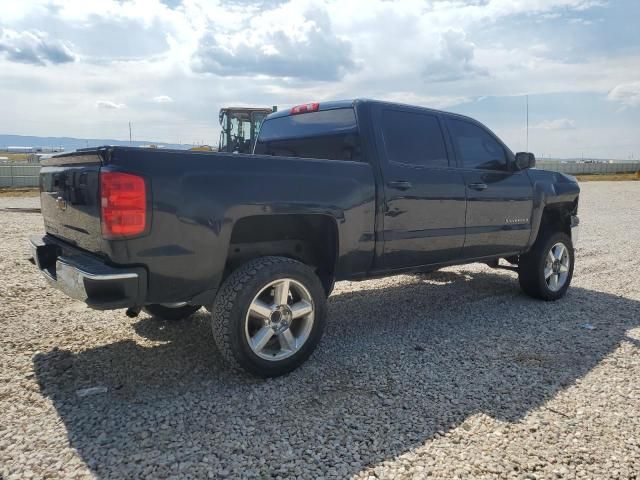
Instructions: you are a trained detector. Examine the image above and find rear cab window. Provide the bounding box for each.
[254,107,361,161]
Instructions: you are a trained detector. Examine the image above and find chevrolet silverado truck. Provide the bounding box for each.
[30,99,580,377]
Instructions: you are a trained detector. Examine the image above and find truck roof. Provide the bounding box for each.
[267,100,358,119]
[266,98,469,122]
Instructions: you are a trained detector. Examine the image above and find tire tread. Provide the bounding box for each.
[518,229,574,301]
[211,256,315,374]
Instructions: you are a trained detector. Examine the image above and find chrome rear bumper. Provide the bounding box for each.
[29,234,147,310]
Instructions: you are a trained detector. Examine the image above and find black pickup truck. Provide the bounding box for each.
[30,99,580,376]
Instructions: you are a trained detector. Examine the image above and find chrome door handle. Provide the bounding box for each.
[387,180,412,191]
[468,183,488,191]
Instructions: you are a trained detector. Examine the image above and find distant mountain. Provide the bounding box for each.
[0,134,190,153]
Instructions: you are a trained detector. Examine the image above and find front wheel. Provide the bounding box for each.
[211,256,327,377]
[518,231,574,300]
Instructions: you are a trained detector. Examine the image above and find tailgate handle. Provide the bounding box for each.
[387,180,412,191]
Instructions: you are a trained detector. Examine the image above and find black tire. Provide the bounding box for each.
[518,230,574,300]
[143,304,201,321]
[211,256,327,377]
[324,276,336,298]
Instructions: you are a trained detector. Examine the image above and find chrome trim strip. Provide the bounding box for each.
[58,259,139,281]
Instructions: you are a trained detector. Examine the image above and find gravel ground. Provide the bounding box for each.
[1,182,639,479]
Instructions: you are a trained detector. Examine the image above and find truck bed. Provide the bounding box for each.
[39,146,376,305]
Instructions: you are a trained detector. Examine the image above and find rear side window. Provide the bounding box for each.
[381,109,448,168]
[448,118,507,171]
[254,108,361,161]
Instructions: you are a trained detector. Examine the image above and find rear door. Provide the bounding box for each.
[373,105,466,270]
[444,116,533,258]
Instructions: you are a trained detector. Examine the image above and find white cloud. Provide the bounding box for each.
[568,17,594,25]
[0,0,636,159]
[96,100,127,109]
[532,118,577,130]
[191,6,354,80]
[377,92,471,110]
[0,27,75,65]
[423,30,488,82]
[607,82,640,107]
[152,95,174,103]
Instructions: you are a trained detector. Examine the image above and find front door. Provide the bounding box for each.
[374,106,467,270]
[445,116,534,258]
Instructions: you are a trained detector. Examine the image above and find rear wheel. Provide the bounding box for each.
[211,256,326,377]
[143,304,201,321]
[518,231,574,300]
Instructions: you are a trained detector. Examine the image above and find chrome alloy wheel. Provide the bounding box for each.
[544,242,570,292]
[244,278,315,361]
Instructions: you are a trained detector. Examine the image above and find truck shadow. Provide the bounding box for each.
[33,269,639,478]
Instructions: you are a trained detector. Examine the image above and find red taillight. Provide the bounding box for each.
[290,102,319,115]
[100,171,147,238]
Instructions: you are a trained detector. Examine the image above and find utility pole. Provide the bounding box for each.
[129,122,132,145]
[526,95,529,152]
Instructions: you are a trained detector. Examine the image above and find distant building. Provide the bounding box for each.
[3,146,64,154]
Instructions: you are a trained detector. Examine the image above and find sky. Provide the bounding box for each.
[0,0,638,158]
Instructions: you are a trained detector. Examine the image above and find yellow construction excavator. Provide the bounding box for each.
[189,106,275,153]
[218,106,275,153]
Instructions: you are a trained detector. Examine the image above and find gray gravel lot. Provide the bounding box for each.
[1,182,639,479]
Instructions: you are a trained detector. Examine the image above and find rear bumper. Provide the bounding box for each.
[29,234,147,310]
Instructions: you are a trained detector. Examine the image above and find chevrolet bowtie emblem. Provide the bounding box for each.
[56,196,67,211]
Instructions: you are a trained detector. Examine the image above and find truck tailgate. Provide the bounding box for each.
[40,152,103,253]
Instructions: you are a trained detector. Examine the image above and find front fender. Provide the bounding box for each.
[526,170,580,249]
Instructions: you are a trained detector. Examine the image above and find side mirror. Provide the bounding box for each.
[515,152,536,170]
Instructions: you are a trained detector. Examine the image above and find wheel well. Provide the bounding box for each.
[540,203,574,236]
[225,214,338,294]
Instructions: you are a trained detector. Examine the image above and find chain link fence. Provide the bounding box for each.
[536,161,640,175]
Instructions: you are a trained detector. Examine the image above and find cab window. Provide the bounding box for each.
[448,118,508,171]
[381,109,449,168]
